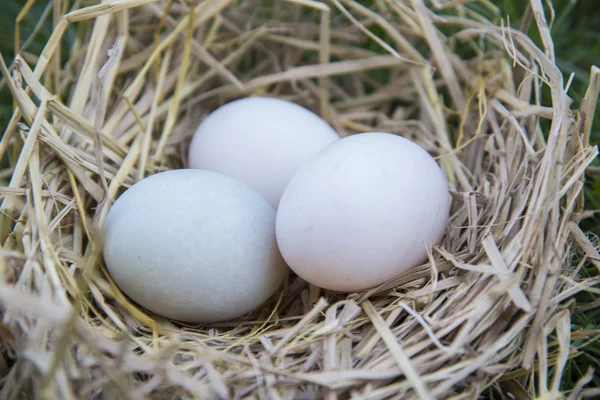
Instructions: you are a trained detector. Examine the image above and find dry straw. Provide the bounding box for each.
[0,0,599,398]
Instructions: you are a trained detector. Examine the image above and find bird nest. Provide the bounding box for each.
[0,0,599,398]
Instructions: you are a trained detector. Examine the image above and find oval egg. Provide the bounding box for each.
[103,169,287,323]
[275,132,451,292]
[188,97,340,208]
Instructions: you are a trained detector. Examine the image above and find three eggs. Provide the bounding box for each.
[103,97,451,323]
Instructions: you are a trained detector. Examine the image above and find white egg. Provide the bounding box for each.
[103,169,287,323]
[188,97,340,208]
[275,132,450,292]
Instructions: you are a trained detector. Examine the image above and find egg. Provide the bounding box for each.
[275,132,450,292]
[188,97,340,208]
[103,169,287,323]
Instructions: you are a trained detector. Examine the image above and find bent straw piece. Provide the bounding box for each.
[430,313,533,396]
[529,0,555,62]
[331,0,401,59]
[144,2,243,89]
[482,235,533,313]
[103,12,129,106]
[410,0,466,110]
[62,0,115,147]
[0,13,70,161]
[0,63,105,201]
[0,188,71,204]
[245,56,406,90]
[0,99,47,239]
[14,0,38,57]
[28,145,69,306]
[491,99,536,156]
[14,55,127,158]
[264,34,376,59]
[568,222,600,273]
[63,0,158,23]
[103,0,233,136]
[339,0,424,62]
[269,298,328,356]
[124,0,232,100]
[580,66,600,146]
[118,28,267,142]
[362,300,433,399]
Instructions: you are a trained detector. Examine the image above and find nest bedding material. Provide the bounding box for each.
[0,0,599,398]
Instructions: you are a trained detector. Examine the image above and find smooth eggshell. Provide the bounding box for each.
[275,132,450,292]
[103,169,287,323]
[188,97,340,208]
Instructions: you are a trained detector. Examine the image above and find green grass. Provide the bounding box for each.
[0,0,598,395]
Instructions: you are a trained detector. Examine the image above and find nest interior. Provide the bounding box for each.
[0,0,599,398]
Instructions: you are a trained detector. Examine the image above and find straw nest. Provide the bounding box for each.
[0,0,599,398]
